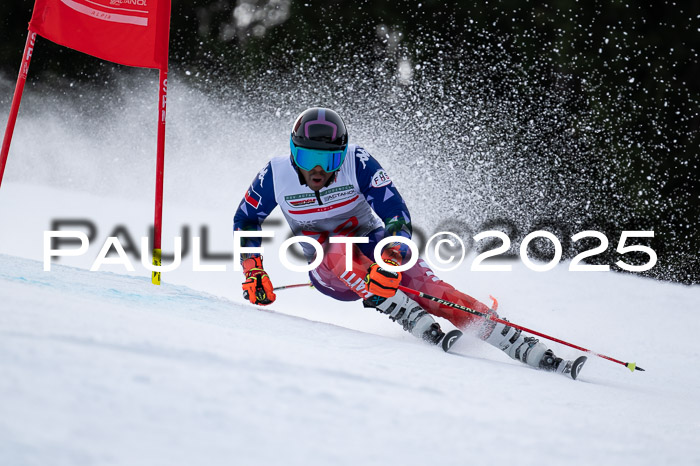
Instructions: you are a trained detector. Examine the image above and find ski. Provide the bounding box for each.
[557,355,588,380]
[441,329,463,353]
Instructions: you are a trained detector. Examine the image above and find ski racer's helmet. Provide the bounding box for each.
[290,108,349,172]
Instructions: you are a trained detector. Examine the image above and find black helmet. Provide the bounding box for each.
[290,107,348,151]
[290,108,349,172]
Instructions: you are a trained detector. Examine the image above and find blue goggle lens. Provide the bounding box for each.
[291,141,347,172]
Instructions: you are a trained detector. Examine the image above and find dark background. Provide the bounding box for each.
[0,0,698,283]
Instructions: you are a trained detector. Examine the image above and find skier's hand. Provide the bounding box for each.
[381,242,404,265]
[366,258,402,298]
[241,257,276,305]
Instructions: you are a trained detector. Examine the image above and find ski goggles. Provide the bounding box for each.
[290,140,348,172]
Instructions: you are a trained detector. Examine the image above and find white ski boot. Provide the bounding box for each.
[481,318,587,379]
[363,290,462,351]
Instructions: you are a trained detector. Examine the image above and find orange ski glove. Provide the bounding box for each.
[241,257,276,305]
[365,254,402,298]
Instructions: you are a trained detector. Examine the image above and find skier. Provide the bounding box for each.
[234,107,585,378]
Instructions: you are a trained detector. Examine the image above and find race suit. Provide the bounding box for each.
[233,145,490,328]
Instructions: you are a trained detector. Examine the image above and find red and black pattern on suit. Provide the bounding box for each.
[310,242,492,330]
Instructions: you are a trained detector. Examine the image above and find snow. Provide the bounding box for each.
[0,67,697,464]
[1,183,700,466]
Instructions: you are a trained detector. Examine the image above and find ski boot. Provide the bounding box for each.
[540,350,588,380]
[481,318,587,379]
[363,290,462,352]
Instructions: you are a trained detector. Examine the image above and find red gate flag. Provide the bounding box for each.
[2,0,172,284]
[29,0,171,69]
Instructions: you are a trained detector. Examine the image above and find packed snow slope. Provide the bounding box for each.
[1,184,700,466]
[1,82,698,464]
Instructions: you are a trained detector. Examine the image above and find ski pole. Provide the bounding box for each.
[270,281,644,372]
[398,285,645,372]
[273,282,313,292]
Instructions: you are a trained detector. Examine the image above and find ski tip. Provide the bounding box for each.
[442,329,463,352]
[488,294,499,311]
[570,355,587,380]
